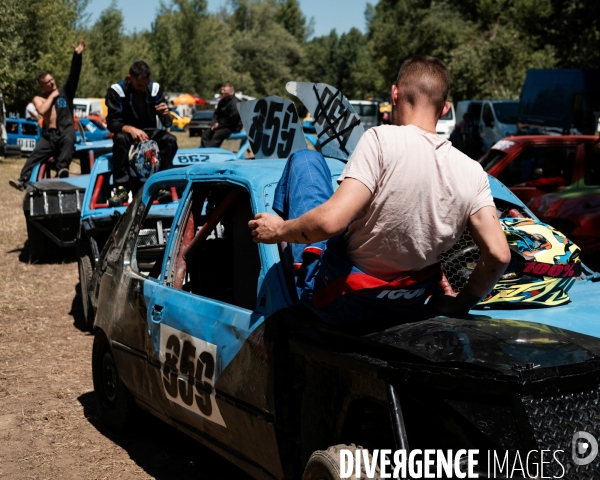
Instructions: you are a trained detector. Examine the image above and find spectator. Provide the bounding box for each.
[201,82,242,148]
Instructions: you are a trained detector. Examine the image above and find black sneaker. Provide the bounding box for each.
[8,179,25,191]
[108,186,129,207]
[58,168,69,178]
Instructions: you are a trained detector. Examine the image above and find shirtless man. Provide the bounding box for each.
[249,56,511,325]
[9,41,86,190]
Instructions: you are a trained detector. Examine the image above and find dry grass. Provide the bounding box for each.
[0,156,250,479]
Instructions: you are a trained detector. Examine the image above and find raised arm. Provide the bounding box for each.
[248,178,372,244]
[63,41,85,101]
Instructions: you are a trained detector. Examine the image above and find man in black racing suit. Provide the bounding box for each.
[9,41,86,190]
[105,60,177,206]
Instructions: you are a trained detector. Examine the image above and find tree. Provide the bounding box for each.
[228,0,304,97]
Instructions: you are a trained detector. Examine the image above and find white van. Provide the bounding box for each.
[455,100,519,150]
[73,98,104,119]
[349,100,379,129]
[435,102,456,139]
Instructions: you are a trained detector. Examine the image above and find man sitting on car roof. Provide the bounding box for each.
[9,41,86,190]
[105,61,177,206]
[249,56,511,325]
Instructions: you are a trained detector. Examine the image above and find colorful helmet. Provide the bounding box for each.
[128,140,160,182]
[478,218,581,308]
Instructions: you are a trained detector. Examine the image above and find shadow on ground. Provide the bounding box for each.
[78,391,253,480]
[69,282,92,333]
[10,241,76,265]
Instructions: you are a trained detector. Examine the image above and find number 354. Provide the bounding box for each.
[162,335,215,416]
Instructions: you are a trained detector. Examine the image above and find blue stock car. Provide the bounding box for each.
[89,156,600,479]
[88,89,600,479]
[6,118,41,154]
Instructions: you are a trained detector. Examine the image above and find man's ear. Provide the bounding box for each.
[439,101,451,119]
[391,85,399,106]
[126,74,131,83]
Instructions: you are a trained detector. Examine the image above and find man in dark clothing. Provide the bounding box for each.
[201,82,242,148]
[9,41,86,190]
[105,60,177,206]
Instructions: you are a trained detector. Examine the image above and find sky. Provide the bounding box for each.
[83,0,371,38]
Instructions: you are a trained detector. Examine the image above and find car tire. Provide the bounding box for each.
[26,217,46,262]
[92,330,137,431]
[77,249,94,329]
[302,444,381,480]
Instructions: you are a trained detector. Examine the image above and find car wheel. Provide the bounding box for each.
[26,217,46,262]
[77,250,94,329]
[183,124,189,133]
[92,330,137,431]
[302,444,381,480]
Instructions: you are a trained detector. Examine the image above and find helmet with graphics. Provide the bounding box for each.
[478,218,581,307]
[128,140,160,183]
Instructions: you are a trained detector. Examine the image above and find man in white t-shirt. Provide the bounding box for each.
[249,56,510,324]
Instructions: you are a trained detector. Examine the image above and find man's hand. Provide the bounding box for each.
[123,126,149,143]
[49,88,60,97]
[73,41,86,54]
[155,102,169,116]
[249,213,284,244]
[211,122,219,131]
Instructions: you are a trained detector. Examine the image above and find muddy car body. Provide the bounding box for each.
[91,156,600,479]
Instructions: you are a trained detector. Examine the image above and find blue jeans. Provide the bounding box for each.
[274,149,438,326]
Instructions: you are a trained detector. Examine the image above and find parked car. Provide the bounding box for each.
[6,118,41,154]
[188,108,214,137]
[169,110,191,132]
[455,100,519,152]
[480,135,599,204]
[518,69,600,135]
[22,122,114,261]
[90,152,600,480]
[87,88,600,480]
[349,100,379,129]
[527,141,600,261]
[76,118,110,142]
[435,102,455,139]
[0,92,20,156]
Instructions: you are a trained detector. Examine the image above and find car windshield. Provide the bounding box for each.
[440,108,453,121]
[494,102,519,124]
[481,149,508,171]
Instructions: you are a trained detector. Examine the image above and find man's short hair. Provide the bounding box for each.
[222,81,234,90]
[129,61,151,79]
[37,72,51,83]
[395,55,450,114]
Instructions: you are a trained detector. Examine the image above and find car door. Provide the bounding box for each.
[97,180,186,408]
[145,180,284,478]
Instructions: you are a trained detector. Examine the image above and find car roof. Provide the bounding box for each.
[6,118,38,125]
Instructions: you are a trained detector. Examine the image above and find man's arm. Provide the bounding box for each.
[429,206,511,315]
[63,41,85,101]
[33,93,58,116]
[105,87,125,133]
[249,178,372,244]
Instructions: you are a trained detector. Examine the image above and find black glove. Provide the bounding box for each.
[427,293,482,317]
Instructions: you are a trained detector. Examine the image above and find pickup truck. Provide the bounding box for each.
[90,88,600,479]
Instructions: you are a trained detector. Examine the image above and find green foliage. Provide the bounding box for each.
[1,0,599,114]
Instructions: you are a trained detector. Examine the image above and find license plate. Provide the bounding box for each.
[17,138,36,151]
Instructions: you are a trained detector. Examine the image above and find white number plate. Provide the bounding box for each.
[17,138,36,151]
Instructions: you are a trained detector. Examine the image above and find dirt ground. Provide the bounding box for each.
[0,140,251,479]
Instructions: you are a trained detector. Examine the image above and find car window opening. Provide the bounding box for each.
[172,184,260,311]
